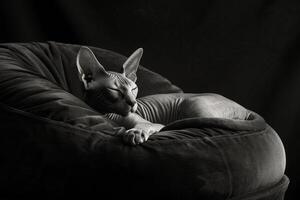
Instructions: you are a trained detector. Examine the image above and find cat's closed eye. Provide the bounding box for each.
[107,88,124,99]
[132,87,138,96]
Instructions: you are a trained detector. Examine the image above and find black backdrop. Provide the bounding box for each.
[0,0,298,199]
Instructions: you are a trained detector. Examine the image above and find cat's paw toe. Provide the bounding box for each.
[124,128,146,145]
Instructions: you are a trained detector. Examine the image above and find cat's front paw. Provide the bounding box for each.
[123,123,164,145]
[123,128,148,145]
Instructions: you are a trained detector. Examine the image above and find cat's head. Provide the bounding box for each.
[76,46,143,116]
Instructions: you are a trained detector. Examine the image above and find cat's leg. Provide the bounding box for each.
[115,94,188,145]
[136,93,250,124]
[105,112,164,145]
[118,93,189,145]
[122,112,164,145]
[179,93,250,120]
[136,93,250,122]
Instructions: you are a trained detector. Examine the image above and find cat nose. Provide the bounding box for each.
[126,100,137,112]
[126,99,136,107]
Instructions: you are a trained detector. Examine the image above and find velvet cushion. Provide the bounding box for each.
[0,42,288,199]
[0,100,288,199]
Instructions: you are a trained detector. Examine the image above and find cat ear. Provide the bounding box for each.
[122,48,143,82]
[76,46,109,89]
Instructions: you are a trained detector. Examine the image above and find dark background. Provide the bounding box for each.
[0,0,298,199]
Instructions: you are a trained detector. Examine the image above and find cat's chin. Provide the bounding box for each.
[121,111,133,117]
[118,105,135,116]
[119,111,131,117]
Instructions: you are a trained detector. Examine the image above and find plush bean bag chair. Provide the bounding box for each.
[0,42,289,199]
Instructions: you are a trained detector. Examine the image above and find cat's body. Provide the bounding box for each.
[135,93,250,125]
[76,47,249,145]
